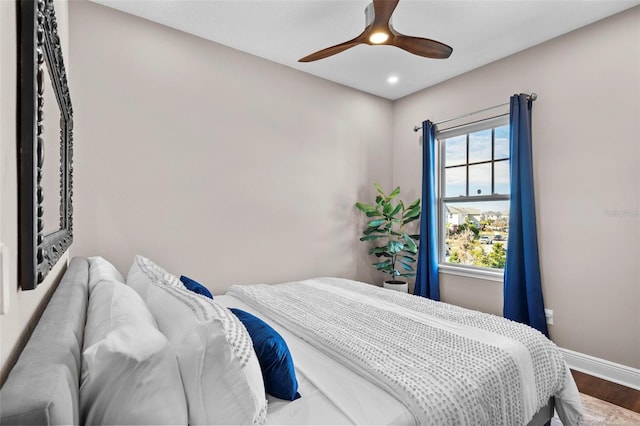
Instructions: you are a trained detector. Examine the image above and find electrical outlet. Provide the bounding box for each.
[544,308,553,325]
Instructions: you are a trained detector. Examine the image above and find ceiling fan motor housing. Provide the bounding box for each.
[365,3,390,27]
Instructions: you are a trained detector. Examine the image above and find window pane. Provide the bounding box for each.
[445,166,466,197]
[468,129,492,163]
[444,135,466,166]
[444,200,509,270]
[468,163,491,196]
[494,160,510,195]
[494,125,510,160]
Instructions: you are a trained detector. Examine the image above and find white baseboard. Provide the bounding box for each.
[559,347,640,391]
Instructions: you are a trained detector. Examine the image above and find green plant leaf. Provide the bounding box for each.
[373,260,392,270]
[365,211,382,217]
[369,247,388,255]
[375,183,385,196]
[401,255,416,263]
[388,186,401,199]
[389,203,402,218]
[406,198,420,210]
[360,235,386,241]
[367,219,386,228]
[370,249,392,258]
[403,206,421,219]
[355,202,377,213]
[381,201,393,216]
[401,249,418,257]
[363,227,382,235]
[403,216,420,225]
[388,240,404,253]
[400,262,414,271]
[403,234,418,252]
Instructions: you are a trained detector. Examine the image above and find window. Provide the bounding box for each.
[437,116,510,273]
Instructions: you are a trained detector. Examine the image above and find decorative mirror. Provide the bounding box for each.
[18,0,73,290]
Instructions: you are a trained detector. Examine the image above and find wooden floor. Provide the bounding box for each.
[571,370,640,414]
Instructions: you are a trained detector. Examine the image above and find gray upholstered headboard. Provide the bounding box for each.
[0,257,89,425]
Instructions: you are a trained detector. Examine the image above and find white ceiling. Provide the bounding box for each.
[92,0,639,100]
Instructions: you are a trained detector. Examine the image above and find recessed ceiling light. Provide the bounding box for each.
[387,75,399,84]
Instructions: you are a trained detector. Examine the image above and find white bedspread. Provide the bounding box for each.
[217,295,415,425]
[227,277,584,426]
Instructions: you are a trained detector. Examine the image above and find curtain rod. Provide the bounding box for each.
[412,92,537,132]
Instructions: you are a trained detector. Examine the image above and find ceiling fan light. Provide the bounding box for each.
[369,32,389,44]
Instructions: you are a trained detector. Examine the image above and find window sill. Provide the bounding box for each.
[438,264,504,283]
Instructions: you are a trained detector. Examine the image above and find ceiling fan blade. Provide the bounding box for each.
[298,38,364,62]
[391,34,453,59]
[372,0,399,27]
[298,0,453,62]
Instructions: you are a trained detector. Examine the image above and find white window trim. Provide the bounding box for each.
[436,114,510,277]
[438,263,504,282]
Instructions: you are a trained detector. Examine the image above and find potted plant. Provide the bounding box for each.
[355,183,421,292]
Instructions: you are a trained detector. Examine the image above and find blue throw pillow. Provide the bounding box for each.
[179,275,213,299]
[229,308,301,401]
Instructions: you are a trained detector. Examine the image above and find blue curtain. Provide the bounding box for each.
[414,121,440,300]
[503,94,548,337]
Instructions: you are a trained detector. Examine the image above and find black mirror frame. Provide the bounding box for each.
[18,0,73,290]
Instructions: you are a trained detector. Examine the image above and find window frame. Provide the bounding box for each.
[436,114,510,279]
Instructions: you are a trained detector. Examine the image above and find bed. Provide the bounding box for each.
[0,256,584,425]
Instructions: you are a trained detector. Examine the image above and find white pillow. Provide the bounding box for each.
[125,255,183,298]
[80,280,188,425]
[127,255,267,425]
[87,256,125,290]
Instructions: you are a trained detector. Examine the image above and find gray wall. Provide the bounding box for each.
[393,7,640,369]
[68,2,393,293]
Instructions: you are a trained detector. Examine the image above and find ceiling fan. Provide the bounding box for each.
[299,0,453,63]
